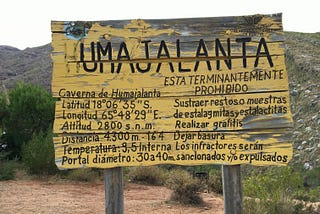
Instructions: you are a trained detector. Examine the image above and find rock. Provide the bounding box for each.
[305,147,314,152]
[293,131,301,136]
[291,89,298,96]
[303,162,313,170]
[305,127,312,132]
[301,141,307,145]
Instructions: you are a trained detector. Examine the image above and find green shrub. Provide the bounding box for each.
[243,198,265,214]
[242,166,320,213]
[22,131,57,175]
[2,82,55,159]
[0,159,21,180]
[67,168,102,182]
[308,186,320,202]
[128,166,168,186]
[244,193,296,214]
[207,170,223,194]
[243,166,303,201]
[165,168,203,205]
[303,166,320,188]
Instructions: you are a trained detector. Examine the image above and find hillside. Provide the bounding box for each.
[284,32,320,169]
[0,32,319,168]
[0,44,51,91]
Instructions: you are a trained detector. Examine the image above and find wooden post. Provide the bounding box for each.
[222,165,242,214]
[104,167,124,214]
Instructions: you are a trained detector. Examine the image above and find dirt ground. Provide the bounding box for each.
[0,179,224,214]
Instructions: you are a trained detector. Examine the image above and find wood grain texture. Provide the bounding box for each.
[51,14,293,168]
[53,91,292,133]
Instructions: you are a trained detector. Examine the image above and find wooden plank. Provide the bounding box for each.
[104,168,123,214]
[51,56,289,98]
[51,39,286,62]
[222,165,242,214]
[53,129,292,169]
[53,92,293,133]
[51,15,287,98]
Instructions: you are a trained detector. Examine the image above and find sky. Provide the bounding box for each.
[1,0,319,50]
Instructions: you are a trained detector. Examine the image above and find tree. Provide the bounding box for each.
[0,87,10,153]
[1,83,55,159]
[22,130,58,175]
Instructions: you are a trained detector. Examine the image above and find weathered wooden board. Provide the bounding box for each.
[53,91,292,133]
[51,14,293,169]
[51,58,288,98]
[51,15,287,98]
[53,129,292,169]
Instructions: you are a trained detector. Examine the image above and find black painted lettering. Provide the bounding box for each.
[156,40,174,72]
[215,38,231,70]
[136,40,151,73]
[177,39,191,72]
[194,39,212,71]
[80,42,97,72]
[255,38,273,67]
[97,42,114,73]
[117,42,135,73]
[236,37,251,68]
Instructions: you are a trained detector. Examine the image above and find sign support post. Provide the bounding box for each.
[104,167,124,214]
[222,165,242,214]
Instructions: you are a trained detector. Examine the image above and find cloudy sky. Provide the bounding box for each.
[1,0,319,50]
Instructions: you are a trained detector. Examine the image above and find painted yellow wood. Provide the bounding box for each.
[53,91,292,133]
[51,14,293,169]
[51,56,288,98]
[53,129,292,169]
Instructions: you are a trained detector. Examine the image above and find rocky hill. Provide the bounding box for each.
[0,44,51,91]
[285,32,320,169]
[0,32,319,168]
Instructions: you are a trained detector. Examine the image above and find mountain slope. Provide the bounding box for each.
[284,32,320,169]
[0,44,51,91]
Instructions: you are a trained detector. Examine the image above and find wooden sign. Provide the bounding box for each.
[51,14,293,169]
